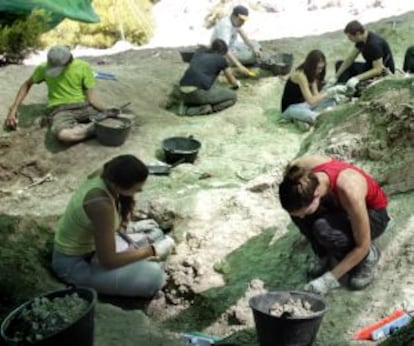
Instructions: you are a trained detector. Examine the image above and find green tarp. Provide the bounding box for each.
[0,0,100,27]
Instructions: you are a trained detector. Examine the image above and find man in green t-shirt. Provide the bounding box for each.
[5,45,114,143]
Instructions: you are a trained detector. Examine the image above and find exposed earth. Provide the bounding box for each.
[1,8,414,346]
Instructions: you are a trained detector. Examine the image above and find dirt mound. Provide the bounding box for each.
[1,11,414,346]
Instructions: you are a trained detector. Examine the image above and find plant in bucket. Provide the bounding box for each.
[249,290,327,346]
[1,286,97,346]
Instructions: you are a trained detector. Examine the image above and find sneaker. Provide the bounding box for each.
[185,104,213,116]
[293,120,312,132]
[348,243,381,290]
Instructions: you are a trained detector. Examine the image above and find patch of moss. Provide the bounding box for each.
[360,77,414,102]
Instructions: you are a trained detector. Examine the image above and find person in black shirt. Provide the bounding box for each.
[403,45,414,73]
[169,39,240,116]
[332,20,395,91]
[280,50,346,129]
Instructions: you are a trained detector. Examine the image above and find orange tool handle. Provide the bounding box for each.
[353,309,405,340]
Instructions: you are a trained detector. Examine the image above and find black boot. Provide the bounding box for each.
[307,256,330,280]
[348,243,381,290]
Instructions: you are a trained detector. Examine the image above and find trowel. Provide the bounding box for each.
[147,158,186,176]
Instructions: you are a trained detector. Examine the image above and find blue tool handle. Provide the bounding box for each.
[94,71,118,81]
[371,313,412,341]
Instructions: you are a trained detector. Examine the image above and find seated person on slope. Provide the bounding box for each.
[280,50,346,129]
[331,20,395,93]
[168,39,240,116]
[52,154,175,297]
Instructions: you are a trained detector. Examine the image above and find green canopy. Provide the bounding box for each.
[0,0,100,27]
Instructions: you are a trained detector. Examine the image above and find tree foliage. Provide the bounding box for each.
[42,0,154,48]
[0,10,49,64]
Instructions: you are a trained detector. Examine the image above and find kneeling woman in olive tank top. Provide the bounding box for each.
[52,154,175,297]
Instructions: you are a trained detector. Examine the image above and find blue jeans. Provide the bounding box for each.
[282,97,336,124]
[52,238,165,298]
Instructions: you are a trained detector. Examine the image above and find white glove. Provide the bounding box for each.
[346,77,359,90]
[326,77,337,87]
[326,85,347,96]
[304,271,340,295]
[152,235,175,259]
[127,219,159,233]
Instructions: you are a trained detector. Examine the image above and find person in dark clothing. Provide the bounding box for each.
[278,155,390,295]
[167,39,240,116]
[403,45,414,73]
[280,50,346,129]
[331,20,395,91]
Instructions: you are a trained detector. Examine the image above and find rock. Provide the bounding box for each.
[245,173,277,192]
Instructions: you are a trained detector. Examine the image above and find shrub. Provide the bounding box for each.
[41,0,154,48]
[0,10,49,64]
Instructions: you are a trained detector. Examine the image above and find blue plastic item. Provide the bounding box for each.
[94,71,118,81]
[371,313,412,341]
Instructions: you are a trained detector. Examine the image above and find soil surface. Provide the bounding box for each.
[1,9,414,346]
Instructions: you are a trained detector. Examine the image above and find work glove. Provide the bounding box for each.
[346,77,360,90]
[326,77,337,87]
[127,219,160,233]
[152,235,176,259]
[326,85,347,97]
[231,80,242,90]
[304,271,340,295]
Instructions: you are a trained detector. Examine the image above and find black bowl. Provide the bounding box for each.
[162,136,201,165]
[95,117,131,147]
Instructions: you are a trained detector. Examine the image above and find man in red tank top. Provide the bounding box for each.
[278,155,390,295]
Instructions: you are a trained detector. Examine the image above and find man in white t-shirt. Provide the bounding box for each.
[211,5,261,76]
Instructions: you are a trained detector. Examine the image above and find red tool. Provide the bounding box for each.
[353,309,406,340]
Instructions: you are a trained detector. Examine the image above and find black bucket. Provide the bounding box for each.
[1,287,97,346]
[249,291,327,346]
[179,49,196,63]
[95,117,131,147]
[162,136,201,165]
[259,53,294,76]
